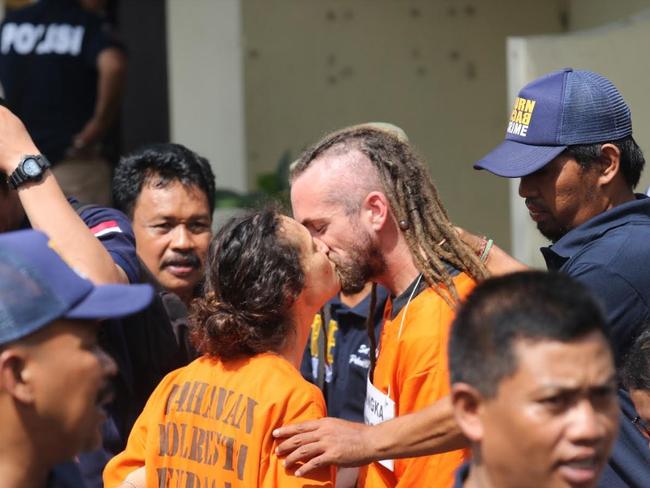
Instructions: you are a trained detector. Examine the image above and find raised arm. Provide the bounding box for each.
[0,106,127,284]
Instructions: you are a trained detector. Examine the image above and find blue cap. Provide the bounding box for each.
[474,68,632,177]
[0,229,154,345]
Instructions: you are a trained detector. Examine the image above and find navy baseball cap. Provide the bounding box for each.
[0,229,154,345]
[474,68,632,177]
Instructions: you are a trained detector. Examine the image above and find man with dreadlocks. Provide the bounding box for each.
[276,124,488,487]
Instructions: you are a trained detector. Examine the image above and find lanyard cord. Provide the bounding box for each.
[398,273,423,340]
[387,273,424,399]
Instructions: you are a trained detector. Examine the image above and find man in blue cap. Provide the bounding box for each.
[270,69,650,487]
[470,67,650,487]
[473,68,649,366]
[0,229,152,488]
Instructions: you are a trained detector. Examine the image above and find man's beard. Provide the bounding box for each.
[332,233,385,294]
[536,221,569,244]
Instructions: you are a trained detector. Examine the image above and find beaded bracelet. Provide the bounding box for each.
[480,239,494,263]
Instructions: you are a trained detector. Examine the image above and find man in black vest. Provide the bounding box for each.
[0,0,126,205]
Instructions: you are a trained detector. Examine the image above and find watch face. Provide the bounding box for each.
[23,158,41,176]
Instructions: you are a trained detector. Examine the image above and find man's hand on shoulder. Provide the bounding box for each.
[273,417,373,477]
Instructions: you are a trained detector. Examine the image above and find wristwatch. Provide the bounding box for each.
[8,154,51,189]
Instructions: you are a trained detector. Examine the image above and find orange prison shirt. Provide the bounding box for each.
[104,353,334,488]
[359,273,475,488]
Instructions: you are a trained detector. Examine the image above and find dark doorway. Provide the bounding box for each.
[117,0,170,153]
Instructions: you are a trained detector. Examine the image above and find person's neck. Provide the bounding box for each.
[377,238,421,296]
[0,423,50,488]
[280,300,320,369]
[464,461,513,488]
[606,187,636,209]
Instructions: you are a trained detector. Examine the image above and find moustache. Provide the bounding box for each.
[160,252,201,270]
[525,198,548,210]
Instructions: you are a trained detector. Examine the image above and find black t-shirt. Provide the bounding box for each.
[0,0,122,163]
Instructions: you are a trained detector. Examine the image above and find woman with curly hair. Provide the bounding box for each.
[104,208,339,487]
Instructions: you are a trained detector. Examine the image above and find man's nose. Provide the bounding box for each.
[566,399,611,445]
[170,225,193,250]
[518,175,535,198]
[314,237,330,254]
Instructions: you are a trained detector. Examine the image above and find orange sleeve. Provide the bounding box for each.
[103,370,178,487]
[261,383,335,487]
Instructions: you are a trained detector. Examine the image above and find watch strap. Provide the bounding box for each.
[8,154,51,190]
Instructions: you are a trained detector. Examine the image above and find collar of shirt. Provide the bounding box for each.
[389,261,460,320]
[452,462,470,488]
[541,194,650,270]
[619,388,639,422]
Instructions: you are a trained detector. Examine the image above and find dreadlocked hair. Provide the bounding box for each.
[291,126,489,307]
[292,126,489,379]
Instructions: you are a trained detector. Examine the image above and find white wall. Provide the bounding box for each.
[166,0,247,192]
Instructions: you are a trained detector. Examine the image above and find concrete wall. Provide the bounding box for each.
[242,0,567,249]
[568,0,650,30]
[166,0,247,192]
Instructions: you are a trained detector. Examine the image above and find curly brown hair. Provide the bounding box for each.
[190,209,305,360]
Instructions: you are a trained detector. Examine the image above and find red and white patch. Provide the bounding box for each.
[89,220,122,238]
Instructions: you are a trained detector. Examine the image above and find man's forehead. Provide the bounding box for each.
[290,182,335,223]
[293,147,371,195]
[136,180,210,215]
[507,334,613,385]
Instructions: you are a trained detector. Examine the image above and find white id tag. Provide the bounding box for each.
[364,377,396,471]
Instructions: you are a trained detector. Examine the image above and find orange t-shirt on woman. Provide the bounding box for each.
[104,353,334,488]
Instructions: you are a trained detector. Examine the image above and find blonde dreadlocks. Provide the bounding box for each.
[291,125,489,376]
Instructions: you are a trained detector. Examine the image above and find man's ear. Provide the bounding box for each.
[451,382,485,443]
[0,349,35,403]
[596,144,622,187]
[362,191,390,231]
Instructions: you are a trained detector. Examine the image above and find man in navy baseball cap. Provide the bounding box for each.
[0,229,153,488]
[475,68,634,179]
[471,68,650,487]
[473,68,647,361]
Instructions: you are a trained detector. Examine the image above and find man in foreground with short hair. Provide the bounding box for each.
[449,270,619,488]
[0,229,153,488]
[112,142,215,306]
